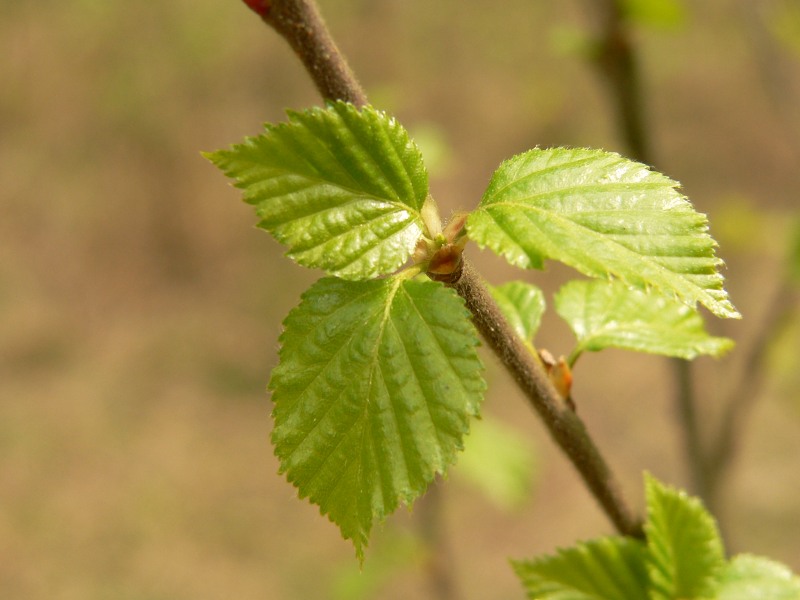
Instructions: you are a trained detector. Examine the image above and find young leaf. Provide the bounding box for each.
[644,473,725,600]
[512,537,650,600]
[270,276,485,560]
[489,281,546,347]
[467,147,740,319]
[713,554,800,600]
[555,279,734,362]
[206,101,429,280]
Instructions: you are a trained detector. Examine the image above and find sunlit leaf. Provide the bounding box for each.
[270,276,485,560]
[555,279,734,361]
[713,554,800,600]
[467,147,739,319]
[489,281,546,347]
[206,101,429,279]
[644,473,725,599]
[512,537,649,600]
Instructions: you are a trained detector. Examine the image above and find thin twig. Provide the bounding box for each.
[247,0,643,538]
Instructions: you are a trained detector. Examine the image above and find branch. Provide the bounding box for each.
[444,261,643,537]
[247,0,643,538]
[244,0,368,107]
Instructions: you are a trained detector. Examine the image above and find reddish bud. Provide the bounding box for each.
[538,349,575,410]
[242,0,270,17]
[427,244,463,276]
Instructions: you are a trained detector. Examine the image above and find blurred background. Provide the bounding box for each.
[2,0,799,598]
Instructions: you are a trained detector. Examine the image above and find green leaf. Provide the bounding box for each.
[467,147,740,319]
[456,416,537,510]
[489,281,546,347]
[713,554,800,600]
[206,101,429,280]
[555,279,734,362]
[512,537,650,600]
[270,276,485,560]
[621,0,687,30]
[644,473,725,599]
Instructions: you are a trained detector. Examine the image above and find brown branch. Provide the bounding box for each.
[249,0,643,538]
[245,0,368,107]
[444,261,643,537]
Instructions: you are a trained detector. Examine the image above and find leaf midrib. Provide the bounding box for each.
[479,201,719,310]
[247,164,422,217]
[482,185,687,211]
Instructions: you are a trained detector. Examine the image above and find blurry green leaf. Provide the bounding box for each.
[271,276,484,560]
[489,281,546,347]
[408,123,454,175]
[713,554,800,600]
[555,280,734,362]
[331,530,422,600]
[206,101,429,280]
[549,25,596,58]
[713,198,793,257]
[644,473,725,599]
[512,537,649,599]
[467,148,739,319]
[621,0,687,30]
[767,2,800,58]
[788,219,800,283]
[456,416,537,510]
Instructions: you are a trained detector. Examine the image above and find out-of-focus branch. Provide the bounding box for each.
[581,0,713,505]
[244,0,644,539]
[582,0,800,526]
[702,0,800,508]
[708,279,798,497]
[417,483,461,600]
[586,0,653,164]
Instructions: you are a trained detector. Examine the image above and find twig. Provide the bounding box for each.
[246,0,643,538]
